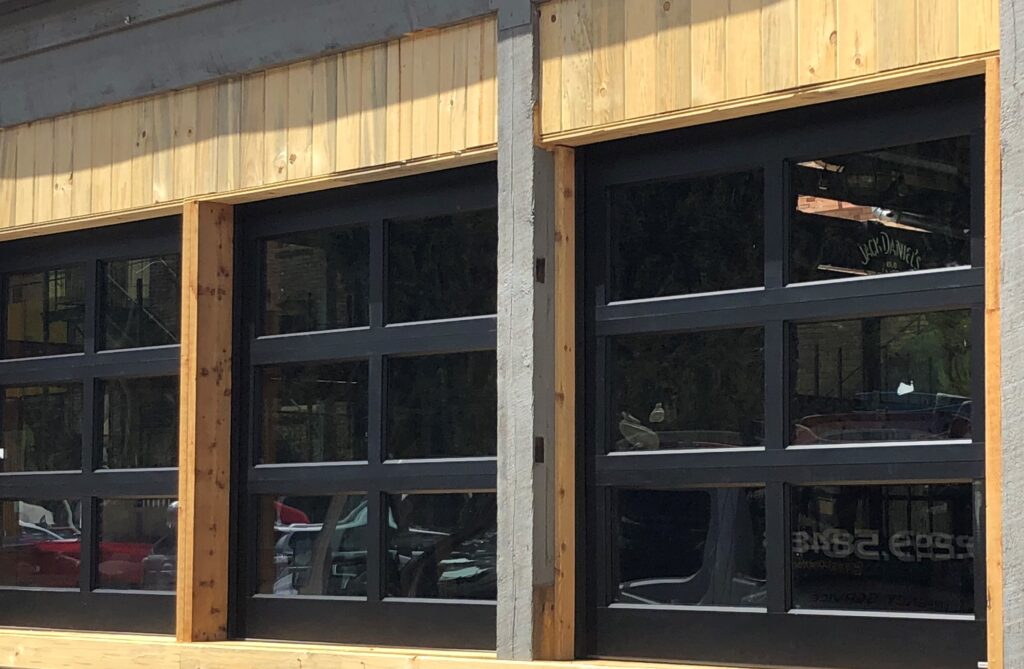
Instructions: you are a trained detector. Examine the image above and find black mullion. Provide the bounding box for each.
[765,321,785,450]
[79,495,97,592]
[0,272,7,360]
[764,161,785,289]
[971,306,986,444]
[367,489,384,603]
[973,479,987,619]
[766,481,788,613]
[970,124,986,269]
[370,355,384,467]
[371,220,385,328]
[84,259,99,355]
[84,375,100,473]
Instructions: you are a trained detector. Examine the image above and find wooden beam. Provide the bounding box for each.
[538,53,992,147]
[176,200,234,643]
[984,55,1003,669]
[0,629,743,669]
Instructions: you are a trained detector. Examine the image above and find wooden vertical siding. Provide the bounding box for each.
[539,0,998,138]
[0,16,497,231]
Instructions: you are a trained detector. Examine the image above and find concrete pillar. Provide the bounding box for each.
[494,0,557,660]
[1001,0,1024,664]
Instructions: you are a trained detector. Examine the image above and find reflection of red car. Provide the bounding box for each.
[8,540,157,588]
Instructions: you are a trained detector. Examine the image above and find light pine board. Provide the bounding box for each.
[0,16,497,230]
[540,0,998,136]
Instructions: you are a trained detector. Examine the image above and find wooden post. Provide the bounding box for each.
[984,56,1003,669]
[176,200,233,642]
[545,146,576,660]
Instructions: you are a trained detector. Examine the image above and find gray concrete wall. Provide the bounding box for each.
[0,0,495,127]
[1002,0,1024,665]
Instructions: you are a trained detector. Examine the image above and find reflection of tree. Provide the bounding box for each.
[303,493,350,595]
[610,171,763,299]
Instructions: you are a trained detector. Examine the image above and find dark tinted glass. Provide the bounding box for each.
[608,170,764,301]
[101,255,181,349]
[612,488,766,607]
[387,209,497,323]
[260,362,369,464]
[5,266,86,358]
[610,328,764,451]
[791,483,975,613]
[386,351,497,459]
[790,137,971,283]
[100,377,179,469]
[262,227,369,335]
[386,493,496,600]
[0,498,82,587]
[1,384,82,472]
[791,310,971,445]
[97,498,177,591]
[256,494,368,597]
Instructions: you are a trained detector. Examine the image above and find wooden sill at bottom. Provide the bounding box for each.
[0,628,753,669]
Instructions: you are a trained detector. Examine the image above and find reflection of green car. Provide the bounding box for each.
[273,502,373,596]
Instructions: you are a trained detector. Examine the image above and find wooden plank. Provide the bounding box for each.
[437,29,458,156]
[561,0,594,130]
[411,31,441,158]
[877,0,917,71]
[762,0,798,92]
[624,0,657,117]
[918,0,958,63]
[32,119,54,223]
[960,0,999,56]
[240,73,266,189]
[552,145,577,661]
[725,0,763,99]
[385,40,402,163]
[479,18,497,146]
[286,62,314,181]
[797,0,837,86]
[311,57,338,177]
[0,129,16,227]
[836,0,876,78]
[172,88,199,201]
[70,112,93,218]
[690,0,727,106]
[130,100,155,208]
[263,67,289,184]
[152,94,175,203]
[590,0,624,126]
[464,20,485,149]
[541,2,564,134]
[194,84,219,195]
[13,124,34,226]
[90,107,113,214]
[449,27,469,154]
[398,36,415,160]
[361,44,388,167]
[657,0,691,112]
[177,200,234,643]
[216,79,242,193]
[539,53,988,146]
[984,56,1002,669]
[337,49,363,172]
[51,115,74,220]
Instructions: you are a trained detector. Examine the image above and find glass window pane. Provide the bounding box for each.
[791,310,971,445]
[260,362,369,464]
[101,255,181,349]
[1,384,82,472]
[791,483,975,614]
[608,170,764,301]
[4,266,86,358]
[612,488,766,607]
[387,209,497,323]
[790,137,971,283]
[386,351,497,459]
[0,498,82,588]
[100,377,179,469]
[262,227,370,335]
[97,498,177,591]
[256,494,368,597]
[610,328,764,452]
[386,492,496,600]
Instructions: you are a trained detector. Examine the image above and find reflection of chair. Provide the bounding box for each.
[618,412,660,450]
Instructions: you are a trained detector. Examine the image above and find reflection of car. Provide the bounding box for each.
[793,392,971,444]
[272,502,371,596]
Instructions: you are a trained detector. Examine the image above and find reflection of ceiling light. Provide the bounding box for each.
[797,197,931,233]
